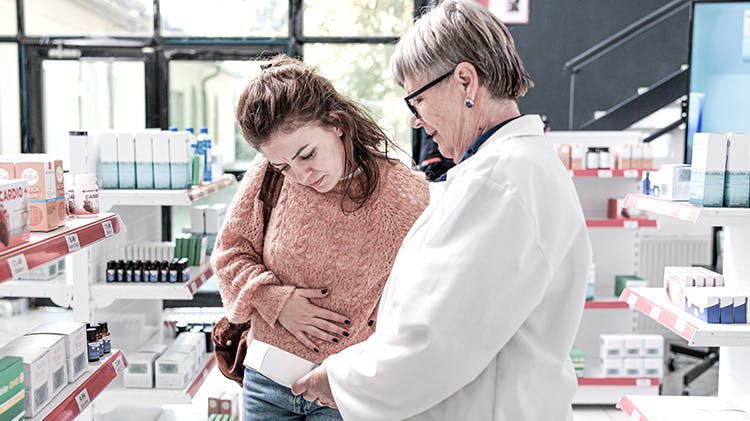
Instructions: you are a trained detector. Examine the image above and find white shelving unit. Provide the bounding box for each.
[617,195,750,418]
[619,395,750,420]
[31,350,127,421]
[99,175,236,210]
[91,265,213,306]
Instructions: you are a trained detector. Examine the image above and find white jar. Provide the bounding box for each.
[74,174,99,218]
[598,147,612,169]
[585,148,599,169]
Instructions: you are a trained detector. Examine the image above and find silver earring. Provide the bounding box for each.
[464,99,474,108]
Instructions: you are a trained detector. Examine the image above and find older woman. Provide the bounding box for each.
[293,1,592,420]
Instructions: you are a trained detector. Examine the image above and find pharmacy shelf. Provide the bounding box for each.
[0,275,71,306]
[623,193,750,225]
[99,175,236,208]
[0,213,121,283]
[33,349,127,421]
[569,169,652,178]
[617,395,750,421]
[621,287,750,347]
[584,300,630,310]
[574,376,660,405]
[585,218,657,228]
[101,354,216,406]
[91,266,213,306]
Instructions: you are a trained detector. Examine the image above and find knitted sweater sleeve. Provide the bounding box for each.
[210,157,295,325]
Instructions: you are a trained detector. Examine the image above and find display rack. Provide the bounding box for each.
[32,349,127,421]
[99,175,236,209]
[91,265,213,306]
[618,395,750,421]
[570,168,652,178]
[0,274,71,307]
[0,213,121,283]
[575,375,660,405]
[617,196,750,417]
[585,218,657,228]
[101,354,216,406]
[584,300,630,310]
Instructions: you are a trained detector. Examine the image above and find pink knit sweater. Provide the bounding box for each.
[211,155,428,364]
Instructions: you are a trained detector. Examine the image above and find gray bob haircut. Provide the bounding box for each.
[391,0,533,100]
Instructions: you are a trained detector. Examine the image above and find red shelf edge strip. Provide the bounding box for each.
[622,289,698,343]
[578,377,660,386]
[617,396,650,421]
[584,300,630,309]
[187,355,217,398]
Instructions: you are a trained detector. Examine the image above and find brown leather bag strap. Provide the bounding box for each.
[258,163,284,238]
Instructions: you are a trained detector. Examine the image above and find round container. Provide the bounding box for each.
[73,174,99,218]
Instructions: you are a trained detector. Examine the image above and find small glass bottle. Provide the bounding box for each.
[133,261,143,283]
[98,322,111,354]
[585,147,599,169]
[148,261,159,283]
[598,147,611,169]
[161,260,170,282]
[169,259,179,283]
[86,328,100,362]
[73,174,99,218]
[125,261,133,282]
[116,260,125,282]
[178,257,190,283]
[106,261,116,283]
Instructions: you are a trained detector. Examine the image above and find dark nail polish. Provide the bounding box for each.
[344,320,351,325]
[314,348,319,353]
[332,338,339,343]
[342,331,349,337]
[368,320,374,327]
[321,288,328,294]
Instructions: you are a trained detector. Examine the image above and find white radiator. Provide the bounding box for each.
[637,234,712,333]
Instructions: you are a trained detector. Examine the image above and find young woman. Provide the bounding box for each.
[211,55,428,420]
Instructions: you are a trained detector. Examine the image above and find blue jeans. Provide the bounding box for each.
[243,367,343,421]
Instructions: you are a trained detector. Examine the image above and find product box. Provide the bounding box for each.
[656,164,691,201]
[0,160,15,181]
[208,391,223,415]
[599,357,623,377]
[204,204,227,234]
[614,275,647,298]
[0,356,25,421]
[15,159,60,232]
[155,351,192,389]
[52,159,65,227]
[26,322,87,382]
[641,335,665,358]
[14,334,67,397]
[642,358,664,378]
[137,343,167,357]
[190,205,207,234]
[684,287,720,324]
[664,266,693,308]
[723,133,750,207]
[631,144,643,169]
[690,132,728,207]
[97,132,119,189]
[623,336,643,357]
[623,358,643,377]
[69,131,100,179]
[218,391,239,416]
[123,352,158,389]
[169,132,192,190]
[614,144,631,170]
[117,133,137,189]
[599,334,624,358]
[0,179,30,252]
[152,131,171,189]
[734,294,747,324]
[134,132,155,190]
[0,344,51,417]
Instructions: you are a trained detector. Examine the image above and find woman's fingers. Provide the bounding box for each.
[296,287,330,299]
[309,318,349,337]
[304,325,341,343]
[311,306,350,325]
[290,329,320,352]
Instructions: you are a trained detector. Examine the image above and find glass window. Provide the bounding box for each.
[160,0,287,37]
[303,0,412,37]
[305,43,413,164]
[25,0,153,37]
[0,44,20,155]
[169,60,268,170]
[43,59,145,168]
[0,0,17,36]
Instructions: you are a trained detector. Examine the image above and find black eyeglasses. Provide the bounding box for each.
[403,69,454,119]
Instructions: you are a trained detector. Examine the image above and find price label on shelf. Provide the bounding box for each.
[102,220,115,237]
[674,318,687,334]
[626,294,638,307]
[65,233,81,252]
[7,254,28,278]
[635,378,652,387]
[630,409,642,421]
[649,306,662,320]
[623,220,638,229]
[112,355,126,375]
[597,170,613,178]
[188,282,197,294]
[200,273,207,283]
[623,169,639,178]
[75,388,91,412]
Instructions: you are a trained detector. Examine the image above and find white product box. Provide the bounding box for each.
[204,204,227,234]
[641,335,665,358]
[134,132,155,190]
[169,132,192,190]
[656,164,691,201]
[0,179,30,252]
[14,334,67,397]
[155,351,192,389]
[599,357,623,377]
[0,343,51,417]
[138,342,167,356]
[734,294,748,324]
[631,144,643,169]
[191,205,207,234]
[723,133,750,207]
[697,266,723,287]
[642,358,664,378]
[27,321,87,382]
[623,336,643,357]
[117,133,137,189]
[599,334,624,358]
[623,358,643,377]
[124,351,158,388]
[15,158,60,232]
[152,131,172,189]
[98,131,119,189]
[664,266,694,307]
[690,132,728,207]
[69,131,100,178]
[171,332,205,373]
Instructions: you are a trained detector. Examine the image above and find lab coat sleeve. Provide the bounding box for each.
[326,175,552,420]
[211,158,295,326]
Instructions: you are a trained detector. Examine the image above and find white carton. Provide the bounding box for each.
[690,132,727,207]
[642,358,664,378]
[123,352,158,388]
[641,334,665,358]
[0,179,30,252]
[723,133,750,207]
[15,334,67,397]
[599,334,624,358]
[204,204,227,234]
[599,357,623,377]
[623,358,643,377]
[191,205,207,234]
[623,336,643,357]
[27,321,87,382]
[155,351,192,389]
[0,344,51,417]
[117,133,137,189]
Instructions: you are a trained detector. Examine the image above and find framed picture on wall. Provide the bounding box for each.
[476,0,530,25]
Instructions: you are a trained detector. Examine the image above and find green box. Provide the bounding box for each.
[0,356,25,421]
[615,275,644,298]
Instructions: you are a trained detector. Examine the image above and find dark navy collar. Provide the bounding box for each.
[434,115,523,182]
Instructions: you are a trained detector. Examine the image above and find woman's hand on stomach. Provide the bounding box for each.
[277,288,350,352]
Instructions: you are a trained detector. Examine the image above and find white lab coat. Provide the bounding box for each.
[326,115,592,421]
